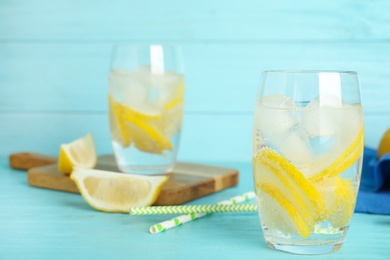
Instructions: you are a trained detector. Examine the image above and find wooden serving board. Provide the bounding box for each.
[9,152,239,205]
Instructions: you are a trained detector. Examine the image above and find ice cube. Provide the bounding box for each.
[108,70,145,105]
[302,97,344,137]
[279,127,312,165]
[333,103,363,153]
[108,68,153,112]
[254,94,297,143]
[108,66,185,115]
[156,72,185,105]
[261,94,295,109]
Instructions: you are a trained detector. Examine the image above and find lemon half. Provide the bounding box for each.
[58,133,97,174]
[71,168,169,213]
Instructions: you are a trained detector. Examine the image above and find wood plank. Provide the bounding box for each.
[28,165,79,193]
[1,0,389,41]
[9,152,56,170]
[0,43,390,113]
[23,153,238,205]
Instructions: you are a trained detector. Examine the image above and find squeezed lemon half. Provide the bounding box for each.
[71,167,169,213]
[58,133,97,174]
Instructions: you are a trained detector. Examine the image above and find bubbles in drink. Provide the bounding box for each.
[108,66,185,174]
[253,93,363,245]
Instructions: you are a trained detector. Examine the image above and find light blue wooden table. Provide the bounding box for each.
[1,1,390,259]
[1,160,389,259]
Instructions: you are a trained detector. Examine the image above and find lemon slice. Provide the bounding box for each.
[257,182,311,238]
[58,133,97,174]
[108,96,132,147]
[123,114,173,154]
[108,95,172,154]
[309,126,364,182]
[163,97,184,138]
[316,176,356,228]
[108,95,163,147]
[253,147,328,238]
[121,102,162,121]
[164,97,184,111]
[254,154,315,226]
[255,147,327,220]
[70,167,169,213]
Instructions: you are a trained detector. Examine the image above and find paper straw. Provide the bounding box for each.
[149,191,256,234]
[130,204,257,215]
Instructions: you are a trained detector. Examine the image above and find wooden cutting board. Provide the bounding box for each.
[9,152,239,205]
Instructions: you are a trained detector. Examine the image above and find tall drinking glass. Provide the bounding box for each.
[108,45,185,174]
[252,71,363,254]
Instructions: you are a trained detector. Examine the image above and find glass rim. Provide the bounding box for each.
[263,70,357,75]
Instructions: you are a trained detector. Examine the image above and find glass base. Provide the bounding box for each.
[265,238,344,255]
[118,164,173,175]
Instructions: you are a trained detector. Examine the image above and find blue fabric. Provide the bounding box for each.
[355,147,390,214]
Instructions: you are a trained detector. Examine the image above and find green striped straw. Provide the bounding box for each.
[149,191,255,234]
[130,204,257,215]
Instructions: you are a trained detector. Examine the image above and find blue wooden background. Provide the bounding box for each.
[1,0,390,163]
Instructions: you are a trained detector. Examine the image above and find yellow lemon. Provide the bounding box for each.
[163,97,184,138]
[120,110,172,154]
[108,96,132,147]
[378,128,390,158]
[316,176,356,228]
[58,133,97,174]
[309,126,364,182]
[256,182,311,238]
[70,167,169,213]
[108,95,172,154]
[253,147,327,238]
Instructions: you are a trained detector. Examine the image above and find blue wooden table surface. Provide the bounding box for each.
[1,1,390,259]
[1,159,389,259]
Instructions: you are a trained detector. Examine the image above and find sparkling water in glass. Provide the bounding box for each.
[253,70,363,254]
[108,45,185,174]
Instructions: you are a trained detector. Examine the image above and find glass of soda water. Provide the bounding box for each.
[108,45,185,174]
[252,70,363,254]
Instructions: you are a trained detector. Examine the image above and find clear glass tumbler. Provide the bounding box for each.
[108,45,185,174]
[252,70,363,254]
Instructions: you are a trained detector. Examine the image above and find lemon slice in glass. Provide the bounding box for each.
[257,182,312,238]
[58,133,97,174]
[316,176,356,228]
[163,97,184,138]
[70,167,169,213]
[255,147,327,220]
[309,126,364,182]
[108,96,133,148]
[108,95,172,154]
[253,147,327,237]
[123,114,172,154]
